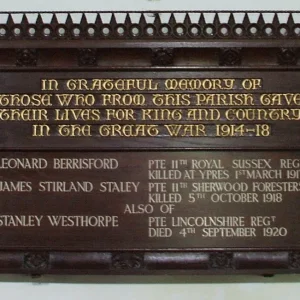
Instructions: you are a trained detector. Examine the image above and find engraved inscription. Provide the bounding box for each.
[0,71,300,149]
[0,151,300,250]
[0,76,275,138]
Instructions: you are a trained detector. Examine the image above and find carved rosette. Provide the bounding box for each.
[219,48,242,66]
[277,48,298,65]
[289,252,300,268]
[209,252,233,269]
[78,48,97,66]
[23,252,49,271]
[16,49,37,66]
[151,48,174,66]
[112,253,144,270]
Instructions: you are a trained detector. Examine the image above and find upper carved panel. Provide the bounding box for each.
[0,12,299,40]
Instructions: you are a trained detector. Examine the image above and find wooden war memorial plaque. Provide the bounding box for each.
[0,11,300,275]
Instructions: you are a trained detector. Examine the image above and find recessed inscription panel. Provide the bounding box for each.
[0,150,299,250]
[0,70,300,149]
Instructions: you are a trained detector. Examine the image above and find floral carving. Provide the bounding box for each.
[210,252,233,269]
[219,48,242,66]
[151,48,174,66]
[16,49,37,66]
[278,48,298,65]
[289,252,300,268]
[112,253,144,270]
[78,48,97,66]
[24,252,49,270]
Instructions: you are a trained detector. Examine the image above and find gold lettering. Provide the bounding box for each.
[66,79,89,91]
[225,109,300,121]
[56,94,95,106]
[8,76,300,140]
[242,79,262,90]
[142,109,182,121]
[164,124,206,137]
[58,124,91,136]
[101,94,145,106]
[106,109,135,121]
[66,79,159,91]
[0,109,48,121]
[32,124,51,136]
[0,94,52,107]
[98,124,159,137]
[260,93,300,106]
[152,94,190,106]
[216,124,271,137]
[164,78,235,91]
[41,79,59,91]
[196,93,254,106]
[187,109,220,121]
[55,109,101,121]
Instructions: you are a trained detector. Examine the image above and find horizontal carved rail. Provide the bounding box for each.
[0,12,299,41]
[1,251,299,275]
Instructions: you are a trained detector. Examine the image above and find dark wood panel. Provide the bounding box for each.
[0,10,300,276]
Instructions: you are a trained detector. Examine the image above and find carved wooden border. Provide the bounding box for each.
[0,12,299,41]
